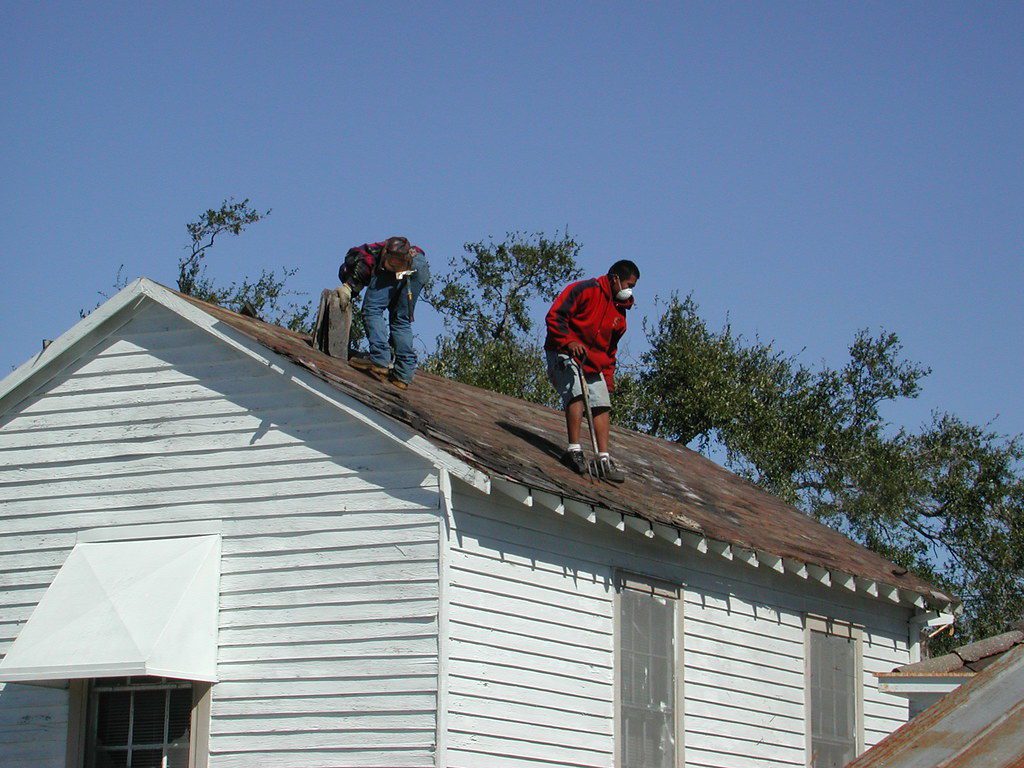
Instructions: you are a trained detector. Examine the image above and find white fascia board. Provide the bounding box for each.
[913,610,957,629]
[0,278,148,418]
[135,279,490,493]
[876,674,971,696]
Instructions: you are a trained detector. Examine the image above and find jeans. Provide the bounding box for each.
[361,252,430,383]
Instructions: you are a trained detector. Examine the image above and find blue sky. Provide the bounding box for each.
[2,2,1022,439]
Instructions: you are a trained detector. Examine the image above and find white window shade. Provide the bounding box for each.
[0,535,220,686]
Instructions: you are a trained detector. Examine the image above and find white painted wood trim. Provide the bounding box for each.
[0,279,146,417]
[733,547,759,568]
[807,564,831,586]
[682,532,708,553]
[436,469,453,768]
[596,508,625,530]
[675,588,685,768]
[653,523,682,547]
[855,577,879,598]
[877,674,970,696]
[531,489,565,515]
[757,550,785,572]
[65,680,88,768]
[190,682,213,768]
[612,585,622,768]
[564,498,597,523]
[834,572,857,592]
[623,515,654,538]
[491,477,532,506]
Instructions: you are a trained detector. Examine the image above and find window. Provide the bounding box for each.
[806,617,863,768]
[67,677,211,768]
[617,574,680,768]
[88,677,192,768]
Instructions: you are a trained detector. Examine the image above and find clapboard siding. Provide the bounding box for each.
[0,302,440,768]
[446,483,912,768]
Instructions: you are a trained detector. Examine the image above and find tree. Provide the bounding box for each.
[423,231,583,405]
[618,293,1024,648]
[179,198,313,332]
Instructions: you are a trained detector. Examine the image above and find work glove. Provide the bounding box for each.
[335,283,353,311]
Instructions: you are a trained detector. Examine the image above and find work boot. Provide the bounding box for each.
[599,456,627,484]
[348,356,375,370]
[350,357,390,380]
[388,373,409,391]
[560,448,587,475]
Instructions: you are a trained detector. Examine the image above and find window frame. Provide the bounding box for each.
[613,571,684,768]
[804,614,864,767]
[65,678,212,768]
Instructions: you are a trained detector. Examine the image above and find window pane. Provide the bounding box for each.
[168,689,192,742]
[132,691,167,745]
[620,588,676,768]
[94,750,128,768]
[166,746,191,768]
[95,692,131,747]
[131,748,164,768]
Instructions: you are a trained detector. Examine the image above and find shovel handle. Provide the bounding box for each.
[573,360,601,457]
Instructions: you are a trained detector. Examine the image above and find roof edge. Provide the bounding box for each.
[0,278,148,418]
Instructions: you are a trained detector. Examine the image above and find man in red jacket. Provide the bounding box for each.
[544,260,640,482]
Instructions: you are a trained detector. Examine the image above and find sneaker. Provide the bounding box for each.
[599,457,626,483]
[560,449,587,475]
[388,374,409,391]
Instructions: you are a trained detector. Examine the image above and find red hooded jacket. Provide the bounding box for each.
[544,274,633,390]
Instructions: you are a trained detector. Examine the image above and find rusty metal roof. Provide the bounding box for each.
[849,643,1024,768]
[182,292,954,607]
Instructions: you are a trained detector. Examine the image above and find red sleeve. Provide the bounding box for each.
[545,280,593,351]
[602,327,623,391]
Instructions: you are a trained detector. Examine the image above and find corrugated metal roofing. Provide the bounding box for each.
[849,643,1024,768]
[179,290,955,608]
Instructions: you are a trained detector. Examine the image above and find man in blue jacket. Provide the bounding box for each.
[339,236,430,390]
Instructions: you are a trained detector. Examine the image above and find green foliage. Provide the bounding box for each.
[179,198,313,332]
[423,231,583,405]
[619,293,1024,646]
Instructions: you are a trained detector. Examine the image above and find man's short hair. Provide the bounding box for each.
[608,260,640,281]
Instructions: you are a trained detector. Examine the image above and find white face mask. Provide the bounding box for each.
[615,287,633,302]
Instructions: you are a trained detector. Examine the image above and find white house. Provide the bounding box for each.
[0,279,958,768]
